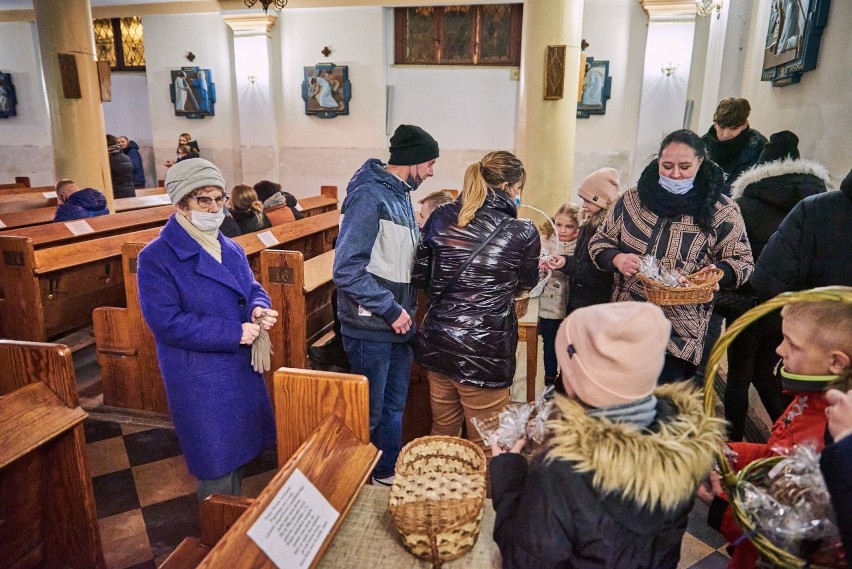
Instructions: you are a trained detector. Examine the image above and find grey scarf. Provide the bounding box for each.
[587,395,658,429]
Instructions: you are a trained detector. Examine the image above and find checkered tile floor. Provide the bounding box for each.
[82,415,731,569]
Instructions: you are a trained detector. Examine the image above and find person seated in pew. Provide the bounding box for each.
[416,190,454,229]
[53,179,109,222]
[490,302,724,569]
[254,179,303,222]
[107,134,137,199]
[136,157,279,500]
[229,184,273,234]
[117,134,146,189]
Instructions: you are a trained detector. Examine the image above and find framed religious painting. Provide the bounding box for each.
[301,63,351,118]
[169,66,216,119]
[577,58,611,118]
[761,0,831,86]
[0,71,18,118]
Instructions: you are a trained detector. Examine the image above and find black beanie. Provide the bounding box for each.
[758,130,800,164]
[388,124,439,166]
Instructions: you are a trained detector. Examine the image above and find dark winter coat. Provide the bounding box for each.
[412,190,540,388]
[136,216,276,480]
[590,160,754,365]
[820,436,852,567]
[731,158,830,260]
[109,150,136,199]
[750,173,852,299]
[491,383,725,569]
[53,188,109,222]
[231,208,272,235]
[702,126,767,195]
[558,208,614,313]
[333,159,419,344]
[219,210,241,239]
[122,140,146,188]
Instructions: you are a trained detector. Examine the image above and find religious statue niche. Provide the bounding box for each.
[0,72,17,118]
[301,63,351,119]
[169,66,216,119]
[761,0,831,87]
[577,57,612,119]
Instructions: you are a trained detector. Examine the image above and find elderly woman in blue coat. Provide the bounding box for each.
[137,158,278,500]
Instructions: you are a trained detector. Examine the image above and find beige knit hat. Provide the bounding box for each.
[165,158,226,206]
[577,167,620,207]
[555,302,670,408]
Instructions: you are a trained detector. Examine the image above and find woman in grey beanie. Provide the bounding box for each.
[136,157,279,499]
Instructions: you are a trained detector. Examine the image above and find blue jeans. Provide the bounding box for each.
[342,336,413,479]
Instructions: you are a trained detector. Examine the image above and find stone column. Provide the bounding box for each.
[224,13,281,185]
[514,0,584,214]
[33,0,113,209]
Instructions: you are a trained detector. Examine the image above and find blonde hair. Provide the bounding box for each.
[780,293,852,358]
[458,151,525,227]
[540,202,581,238]
[230,184,265,219]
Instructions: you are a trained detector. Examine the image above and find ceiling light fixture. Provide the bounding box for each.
[244,0,288,14]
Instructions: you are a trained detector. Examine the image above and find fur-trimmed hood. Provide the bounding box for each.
[545,382,725,513]
[731,158,832,200]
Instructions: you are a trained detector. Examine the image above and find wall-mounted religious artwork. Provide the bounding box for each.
[761,0,831,87]
[577,58,611,118]
[169,67,216,119]
[0,72,17,118]
[302,63,351,118]
[544,45,567,100]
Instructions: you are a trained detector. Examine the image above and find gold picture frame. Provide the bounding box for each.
[544,45,566,100]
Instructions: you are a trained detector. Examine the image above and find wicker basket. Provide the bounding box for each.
[703,287,852,569]
[388,436,487,568]
[514,292,530,318]
[638,267,724,306]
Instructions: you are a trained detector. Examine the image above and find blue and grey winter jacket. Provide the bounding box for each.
[333,159,419,343]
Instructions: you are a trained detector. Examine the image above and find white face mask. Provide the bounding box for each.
[189,210,225,231]
[658,175,695,195]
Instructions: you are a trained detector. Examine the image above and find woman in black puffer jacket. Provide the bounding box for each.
[412,151,540,450]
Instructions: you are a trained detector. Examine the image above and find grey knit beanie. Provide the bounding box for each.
[165,158,226,206]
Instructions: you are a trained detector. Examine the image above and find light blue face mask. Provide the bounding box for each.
[658,175,695,195]
[514,195,521,207]
[189,209,225,231]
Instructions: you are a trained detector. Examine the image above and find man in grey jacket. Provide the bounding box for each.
[333,124,438,485]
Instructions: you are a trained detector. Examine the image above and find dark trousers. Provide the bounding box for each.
[538,317,563,380]
[724,313,789,440]
[659,354,697,384]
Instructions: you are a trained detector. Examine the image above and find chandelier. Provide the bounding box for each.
[695,0,723,19]
[244,0,288,13]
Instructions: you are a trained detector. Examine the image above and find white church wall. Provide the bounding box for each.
[0,21,54,186]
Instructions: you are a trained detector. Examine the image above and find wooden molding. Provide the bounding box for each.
[222,13,278,38]
[639,0,697,19]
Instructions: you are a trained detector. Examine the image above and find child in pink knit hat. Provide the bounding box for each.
[490,302,724,569]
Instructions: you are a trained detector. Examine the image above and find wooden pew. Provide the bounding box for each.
[0,340,106,569]
[0,185,55,196]
[160,367,371,568]
[259,249,335,377]
[0,191,57,214]
[0,226,163,343]
[134,187,165,197]
[0,205,174,247]
[0,182,28,190]
[297,185,338,217]
[93,211,340,413]
[0,194,172,230]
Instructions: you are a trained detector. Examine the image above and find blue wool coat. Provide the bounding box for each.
[137,215,276,480]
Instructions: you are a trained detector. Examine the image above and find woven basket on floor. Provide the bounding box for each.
[514,292,530,318]
[703,287,852,569]
[388,436,487,568]
[638,267,723,306]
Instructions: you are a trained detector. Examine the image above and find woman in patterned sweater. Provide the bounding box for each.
[589,129,754,382]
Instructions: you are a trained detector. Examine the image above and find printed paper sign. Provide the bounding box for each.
[257,230,278,248]
[65,220,95,235]
[295,203,304,212]
[247,468,339,568]
[0,220,6,228]
[43,191,58,198]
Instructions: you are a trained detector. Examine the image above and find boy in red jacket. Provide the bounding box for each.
[700,290,852,568]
